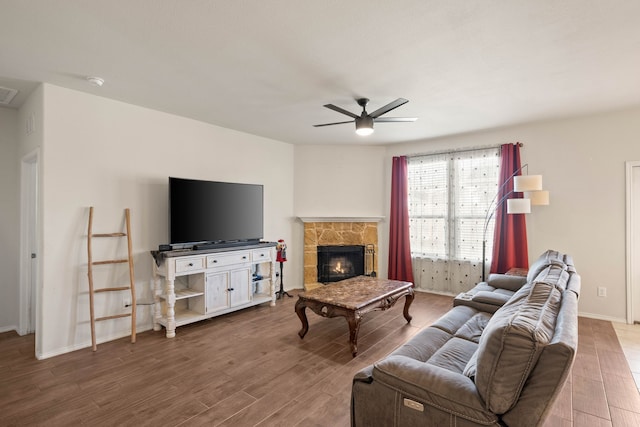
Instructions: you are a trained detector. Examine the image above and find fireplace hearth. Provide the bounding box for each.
[317,245,365,283]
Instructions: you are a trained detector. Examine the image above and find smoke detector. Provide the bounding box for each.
[86,76,104,87]
[0,86,18,105]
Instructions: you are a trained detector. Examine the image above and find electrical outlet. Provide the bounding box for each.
[123,295,132,308]
[597,287,607,297]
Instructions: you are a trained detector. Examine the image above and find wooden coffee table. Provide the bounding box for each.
[295,276,414,357]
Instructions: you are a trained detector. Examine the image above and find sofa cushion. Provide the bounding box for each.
[526,249,567,283]
[390,325,453,363]
[473,267,563,414]
[429,305,480,336]
[427,337,478,373]
[535,262,571,292]
[454,312,491,343]
[471,290,513,306]
[502,286,580,425]
[486,274,528,291]
[391,305,480,362]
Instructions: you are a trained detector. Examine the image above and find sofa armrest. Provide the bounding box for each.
[353,364,374,384]
[372,355,497,424]
[487,274,527,291]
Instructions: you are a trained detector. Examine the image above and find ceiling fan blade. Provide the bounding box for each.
[313,120,355,127]
[375,117,418,122]
[323,104,360,119]
[369,98,409,118]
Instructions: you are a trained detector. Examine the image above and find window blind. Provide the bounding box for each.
[408,147,500,263]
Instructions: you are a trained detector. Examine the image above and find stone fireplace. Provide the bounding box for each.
[300,217,382,290]
[317,245,365,283]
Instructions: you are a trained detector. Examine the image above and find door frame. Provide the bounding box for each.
[19,148,39,336]
[625,161,640,324]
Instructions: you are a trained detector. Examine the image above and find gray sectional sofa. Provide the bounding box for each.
[351,250,580,427]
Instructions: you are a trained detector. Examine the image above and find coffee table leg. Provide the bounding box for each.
[295,298,309,339]
[403,288,415,323]
[346,313,361,357]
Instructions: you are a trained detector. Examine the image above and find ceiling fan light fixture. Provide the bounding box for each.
[314,97,412,135]
[355,116,374,136]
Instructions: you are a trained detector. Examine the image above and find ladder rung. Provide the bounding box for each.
[94,286,131,293]
[96,313,132,322]
[92,259,129,265]
[92,232,127,237]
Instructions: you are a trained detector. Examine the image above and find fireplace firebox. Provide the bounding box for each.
[317,245,365,283]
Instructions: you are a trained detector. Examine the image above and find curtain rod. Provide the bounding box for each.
[406,142,523,159]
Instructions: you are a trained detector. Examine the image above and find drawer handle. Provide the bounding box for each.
[260,254,265,257]
[212,260,218,263]
[188,263,193,267]
[242,256,247,260]
[228,287,234,291]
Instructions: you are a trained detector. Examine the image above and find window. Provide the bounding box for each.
[407,147,500,263]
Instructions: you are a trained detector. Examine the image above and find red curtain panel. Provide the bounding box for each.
[388,156,414,282]
[490,144,529,274]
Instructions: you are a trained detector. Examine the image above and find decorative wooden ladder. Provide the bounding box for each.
[87,207,137,351]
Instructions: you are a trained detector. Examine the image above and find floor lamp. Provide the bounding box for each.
[481,165,549,281]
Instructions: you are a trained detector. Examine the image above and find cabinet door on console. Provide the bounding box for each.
[204,272,230,313]
[229,267,252,307]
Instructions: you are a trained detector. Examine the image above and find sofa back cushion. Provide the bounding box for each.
[502,284,579,426]
[526,249,567,283]
[472,265,565,414]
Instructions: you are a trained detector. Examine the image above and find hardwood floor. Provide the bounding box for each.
[613,322,640,392]
[1,291,639,426]
[543,317,640,426]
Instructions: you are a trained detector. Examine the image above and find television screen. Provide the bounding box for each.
[169,177,264,245]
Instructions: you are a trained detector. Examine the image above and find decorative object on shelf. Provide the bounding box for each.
[482,163,549,281]
[275,239,292,299]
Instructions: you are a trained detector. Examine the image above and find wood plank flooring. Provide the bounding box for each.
[613,322,640,391]
[1,291,639,426]
[543,317,640,426]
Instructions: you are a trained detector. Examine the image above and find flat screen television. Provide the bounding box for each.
[169,177,264,247]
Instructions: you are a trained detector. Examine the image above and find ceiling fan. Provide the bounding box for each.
[314,98,417,136]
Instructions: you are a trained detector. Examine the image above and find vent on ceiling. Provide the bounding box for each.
[0,86,19,105]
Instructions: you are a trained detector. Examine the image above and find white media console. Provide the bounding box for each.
[151,242,277,337]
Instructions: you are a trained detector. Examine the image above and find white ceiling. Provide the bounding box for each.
[1,1,639,145]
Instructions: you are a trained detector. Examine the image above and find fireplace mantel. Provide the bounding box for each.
[298,216,384,223]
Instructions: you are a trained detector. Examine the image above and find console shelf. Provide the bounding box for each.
[151,242,277,337]
[168,289,204,300]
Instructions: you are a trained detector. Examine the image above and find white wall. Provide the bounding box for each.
[293,144,388,281]
[36,84,295,358]
[10,82,638,357]
[0,108,20,332]
[386,107,640,322]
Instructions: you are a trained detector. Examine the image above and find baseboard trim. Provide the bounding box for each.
[36,324,154,360]
[0,325,18,334]
[578,311,627,324]
[414,288,457,297]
